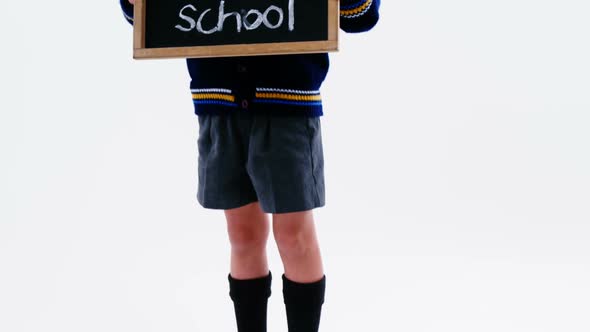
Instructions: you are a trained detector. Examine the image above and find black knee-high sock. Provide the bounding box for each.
[228,271,272,332]
[282,273,326,332]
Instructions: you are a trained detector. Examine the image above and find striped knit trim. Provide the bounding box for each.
[191,88,233,94]
[254,99,322,106]
[256,87,320,95]
[191,88,237,106]
[340,0,373,19]
[123,11,133,22]
[253,87,322,106]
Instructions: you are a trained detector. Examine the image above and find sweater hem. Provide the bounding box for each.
[193,104,323,117]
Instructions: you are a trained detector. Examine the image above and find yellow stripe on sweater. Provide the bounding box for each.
[192,93,235,102]
[340,0,372,16]
[255,92,321,101]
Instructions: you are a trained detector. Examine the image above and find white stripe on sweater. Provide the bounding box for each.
[123,11,133,22]
[256,87,320,95]
[191,88,233,94]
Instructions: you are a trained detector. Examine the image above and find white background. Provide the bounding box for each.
[2,1,590,331]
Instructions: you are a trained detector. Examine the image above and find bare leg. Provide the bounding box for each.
[225,201,270,279]
[273,209,325,332]
[225,201,272,332]
[272,209,324,283]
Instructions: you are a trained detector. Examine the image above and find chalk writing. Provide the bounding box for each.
[175,0,295,34]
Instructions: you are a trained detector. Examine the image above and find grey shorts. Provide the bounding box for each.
[196,111,325,214]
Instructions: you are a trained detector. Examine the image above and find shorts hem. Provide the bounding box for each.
[261,200,326,214]
[197,195,259,211]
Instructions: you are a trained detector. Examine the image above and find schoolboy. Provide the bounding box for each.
[119,1,380,331]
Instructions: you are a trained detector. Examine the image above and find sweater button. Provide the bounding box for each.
[241,99,249,109]
[237,64,247,73]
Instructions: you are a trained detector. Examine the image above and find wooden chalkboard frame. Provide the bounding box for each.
[133,0,339,59]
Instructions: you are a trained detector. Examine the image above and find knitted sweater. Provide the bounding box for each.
[119,0,380,117]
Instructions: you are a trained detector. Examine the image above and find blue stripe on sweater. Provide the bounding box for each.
[340,0,370,10]
[252,99,323,106]
[193,100,238,107]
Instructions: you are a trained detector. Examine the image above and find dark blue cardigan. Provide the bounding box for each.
[119,0,380,117]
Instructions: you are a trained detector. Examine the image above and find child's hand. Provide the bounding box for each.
[128,0,134,4]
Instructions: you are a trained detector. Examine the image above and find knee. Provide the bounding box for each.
[227,224,268,253]
[273,215,315,257]
[225,202,269,253]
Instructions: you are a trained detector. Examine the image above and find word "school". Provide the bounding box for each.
[175,0,295,34]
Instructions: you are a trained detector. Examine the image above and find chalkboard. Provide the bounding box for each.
[133,0,339,59]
